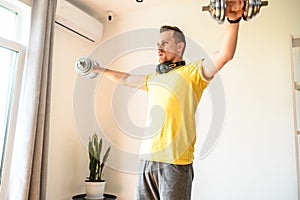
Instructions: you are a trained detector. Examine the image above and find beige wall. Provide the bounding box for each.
[48,0,300,199]
[47,26,96,199]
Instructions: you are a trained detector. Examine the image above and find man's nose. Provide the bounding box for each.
[157,43,164,50]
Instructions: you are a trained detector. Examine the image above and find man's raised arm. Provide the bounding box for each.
[202,0,244,80]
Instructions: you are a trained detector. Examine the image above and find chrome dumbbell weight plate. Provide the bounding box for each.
[243,0,268,21]
[242,0,248,20]
[248,0,255,20]
[209,0,218,20]
[248,0,256,19]
[203,0,226,24]
[218,0,226,24]
[215,0,221,22]
[75,57,99,79]
[210,0,217,18]
[243,0,252,20]
[252,0,259,17]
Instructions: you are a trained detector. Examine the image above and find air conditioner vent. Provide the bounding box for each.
[55,0,103,43]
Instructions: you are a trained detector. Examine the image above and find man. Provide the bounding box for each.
[93,1,244,199]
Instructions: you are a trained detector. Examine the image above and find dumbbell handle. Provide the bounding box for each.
[260,1,268,6]
[202,6,210,12]
[202,1,268,12]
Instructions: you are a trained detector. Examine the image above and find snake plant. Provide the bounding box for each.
[87,133,111,182]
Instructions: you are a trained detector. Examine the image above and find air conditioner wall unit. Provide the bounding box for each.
[55,0,103,43]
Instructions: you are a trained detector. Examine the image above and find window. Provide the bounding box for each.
[0,5,17,40]
[0,47,17,182]
[0,0,30,195]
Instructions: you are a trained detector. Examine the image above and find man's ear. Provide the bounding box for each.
[177,42,185,54]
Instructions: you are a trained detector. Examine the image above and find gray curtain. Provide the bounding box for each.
[8,0,57,199]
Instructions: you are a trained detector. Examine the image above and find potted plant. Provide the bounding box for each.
[85,133,111,199]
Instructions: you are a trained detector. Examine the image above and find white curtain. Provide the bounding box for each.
[8,0,57,199]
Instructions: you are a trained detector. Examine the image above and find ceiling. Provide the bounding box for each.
[66,0,181,23]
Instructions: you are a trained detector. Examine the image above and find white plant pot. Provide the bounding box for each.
[85,181,106,199]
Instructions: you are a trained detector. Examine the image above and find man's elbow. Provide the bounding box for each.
[221,52,235,65]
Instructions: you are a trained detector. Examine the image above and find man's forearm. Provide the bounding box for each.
[202,22,240,79]
[219,23,240,62]
[94,67,130,83]
[94,66,146,89]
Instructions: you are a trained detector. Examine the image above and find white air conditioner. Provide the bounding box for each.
[55,0,103,43]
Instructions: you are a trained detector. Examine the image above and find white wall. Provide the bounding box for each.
[47,26,96,199]
[47,0,300,199]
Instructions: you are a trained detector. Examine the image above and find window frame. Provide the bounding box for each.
[0,0,30,198]
[0,0,31,45]
[0,36,26,199]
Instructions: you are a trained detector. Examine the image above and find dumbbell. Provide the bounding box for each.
[75,57,99,79]
[202,0,268,24]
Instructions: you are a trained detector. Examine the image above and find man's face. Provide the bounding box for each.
[157,30,182,64]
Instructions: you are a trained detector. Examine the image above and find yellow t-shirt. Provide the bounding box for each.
[142,60,209,165]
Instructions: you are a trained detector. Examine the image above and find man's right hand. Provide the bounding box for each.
[226,0,244,21]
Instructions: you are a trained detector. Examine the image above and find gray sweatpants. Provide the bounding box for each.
[136,160,194,200]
